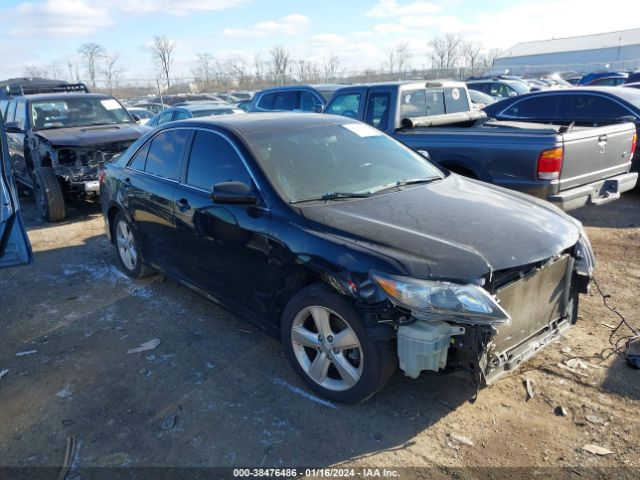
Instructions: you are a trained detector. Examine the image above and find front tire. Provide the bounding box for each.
[33,167,65,222]
[113,212,153,278]
[281,283,397,403]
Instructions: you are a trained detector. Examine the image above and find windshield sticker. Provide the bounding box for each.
[342,123,382,137]
[451,88,460,100]
[101,99,121,110]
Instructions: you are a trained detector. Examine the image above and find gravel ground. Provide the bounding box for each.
[0,193,638,479]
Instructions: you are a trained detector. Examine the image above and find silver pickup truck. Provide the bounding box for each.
[323,81,638,210]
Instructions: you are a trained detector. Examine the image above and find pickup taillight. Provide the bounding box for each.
[631,131,637,158]
[98,170,106,185]
[537,147,564,180]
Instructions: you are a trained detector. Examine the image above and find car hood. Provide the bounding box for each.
[35,124,149,147]
[300,175,581,280]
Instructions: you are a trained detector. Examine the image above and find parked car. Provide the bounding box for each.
[127,107,154,125]
[586,76,627,87]
[625,72,640,84]
[482,86,640,171]
[216,93,240,103]
[248,85,343,113]
[578,71,627,85]
[235,99,252,112]
[131,102,167,115]
[466,79,530,99]
[468,89,496,110]
[323,81,637,210]
[624,82,640,90]
[146,104,245,127]
[0,115,32,268]
[100,113,595,403]
[2,80,149,222]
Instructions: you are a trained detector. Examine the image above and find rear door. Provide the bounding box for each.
[123,127,191,270]
[173,128,272,316]
[0,121,32,268]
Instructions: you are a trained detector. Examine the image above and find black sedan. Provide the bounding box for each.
[483,87,640,170]
[100,114,594,403]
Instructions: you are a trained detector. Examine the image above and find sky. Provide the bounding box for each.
[1,0,639,82]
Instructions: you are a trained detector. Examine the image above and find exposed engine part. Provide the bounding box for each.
[397,320,465,378]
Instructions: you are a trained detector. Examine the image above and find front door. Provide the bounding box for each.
[173,129,272,317]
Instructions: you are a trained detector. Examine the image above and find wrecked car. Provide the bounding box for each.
[100,113,594,403]
[2,81,148,221]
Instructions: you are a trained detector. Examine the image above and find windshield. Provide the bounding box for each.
[245,122,443,203]
[508,81,530,95]
[31,97,133,130]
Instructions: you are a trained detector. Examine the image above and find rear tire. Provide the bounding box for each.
[113,212,153,278]
[33,167,65,222]
[281,283,397,404]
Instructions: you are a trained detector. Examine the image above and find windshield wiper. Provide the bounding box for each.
[290,192,371,204]
[368,177,440,195]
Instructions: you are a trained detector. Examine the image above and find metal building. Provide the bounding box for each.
[492,28,640,75]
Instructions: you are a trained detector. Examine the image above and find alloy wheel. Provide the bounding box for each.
[116,220,137,271]
[290,306,363,391]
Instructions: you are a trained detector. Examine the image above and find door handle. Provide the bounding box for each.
[177,198,191,212]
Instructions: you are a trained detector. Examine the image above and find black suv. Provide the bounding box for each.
[1,78,149,221]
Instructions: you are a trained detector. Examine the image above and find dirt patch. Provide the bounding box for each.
[0,195,638,474]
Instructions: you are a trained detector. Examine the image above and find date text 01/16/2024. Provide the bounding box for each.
[232,468,400,478]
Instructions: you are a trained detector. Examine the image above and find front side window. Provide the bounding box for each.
[325,93,361,117]
[30,97,133,130]
[174,110,191,120]
[186,130,251,190]
[365,93,391,129]
[128,142,150,171]
[14,100,27,129]
[144,129,190,180]
[257,93,276,110]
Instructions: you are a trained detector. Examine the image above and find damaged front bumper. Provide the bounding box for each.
[394,247,591,385]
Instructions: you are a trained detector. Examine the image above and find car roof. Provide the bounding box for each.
[160,112,357,135]
[177,104,237,112]
[257,84,344,94]
[18,92,114,102]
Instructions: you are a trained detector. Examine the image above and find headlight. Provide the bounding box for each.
[370,271,511,325]
[575,229,595,277]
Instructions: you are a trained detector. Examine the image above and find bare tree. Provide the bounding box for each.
[321,54,341,82]
[102,55,122,94]
[269,45,290,86]
[385,48,396,73]
[193,52,214,90]
[78,43,105,88]
[429,34,462,70]
[461,41,483,75]
[150,35,176,92]
[483,48,502,69]
[428,36,446,69]
[394,42,412,74]
[23,65,48,78]
[254,53,264,80]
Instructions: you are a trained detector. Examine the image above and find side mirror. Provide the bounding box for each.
[508,91,518,97]
[314,104,324,113]
[4,121,23,133]
[417,150,431,161]
[211,181,257,205]
[131,114,141,122]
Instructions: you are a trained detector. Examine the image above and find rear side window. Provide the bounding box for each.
[145,129,190,180]
[186,130,251,190]
[128,142,150,170]
[502,95,561,118]
[444,87,469,113]
[365,93,391,129]
[400,90,427,117]
[4,100,16,123]
[325,93,361,116]
[566,94,629,120]
[258,93,275,110]
[274,91,297,111]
